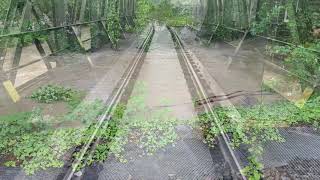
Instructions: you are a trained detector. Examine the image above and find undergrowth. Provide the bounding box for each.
[1,84,106,175]
[105,84,180,162]
[0,108,83,174]
[267,41,320,88]
[31,85,82,105]
[200,95,320,179]
[71,84,182,170]
[1,83,184,175]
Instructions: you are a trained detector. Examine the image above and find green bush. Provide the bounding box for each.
[31,85,79,104]
[0,108,83,175]
[269,41,320,87]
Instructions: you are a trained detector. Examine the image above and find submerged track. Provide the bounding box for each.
[63,25,246,180]
[168,26,246,179]
[61,25,155,180]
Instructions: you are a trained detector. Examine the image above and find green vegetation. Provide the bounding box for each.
[107,87,179,162]
[202,0,320,88]
[0,83,182,175]
[30,84,84,110]
[0,108,83,175]
[70,83,185,170]
[0,0,192,52]
[64,100,105,124]
[1,0,320,179]
[31,85,79,103]
[200,3,320,177]
[268,42,320,88]
[106,0,122,49]
[0,84,107,175]
[152,0,192,26]
[73,104,125,169]
[0,0,134,52]
[200,95,320,179]
[134,0,155,32]
[0,101,108,174]
[134,0,192,31]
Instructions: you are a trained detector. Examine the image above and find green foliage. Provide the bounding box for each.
[242,156,263,180]
[125,24,135,33]
[4,161,16,167]
[105,84,179,162]
[2,81,185,174]
[200,96,320,178]
[31,85,80,104]
[106,0,121,49]
[134,0,192,31]
[166,16,192,27]
[152,0,192,26]
[0,96,108,175]
[0,108,84,175]
[83,105,126,166]
[251,3,284,36]
[14,128,83,175]
[212,26,242,41]
[134,0,155,32]
[250,0,314,43]
[67,90,85,110]
[64,100,105,124]
[0,0,10,22]
[268,41,320,87]
[312,12,320,28]
[0,111,34,155]
[70,104,126,171]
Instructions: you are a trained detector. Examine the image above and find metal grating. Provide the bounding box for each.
[93,132,230,180]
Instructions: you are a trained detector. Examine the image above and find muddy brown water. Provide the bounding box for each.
[0,33,144,180]
[176,26,320,179]
[177,26,284,106]
[0,34,137,117]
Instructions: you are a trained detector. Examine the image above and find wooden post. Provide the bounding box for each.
[9,0,32,84]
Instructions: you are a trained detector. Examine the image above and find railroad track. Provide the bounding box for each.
[60,24,155,180]
[168,26,246,180]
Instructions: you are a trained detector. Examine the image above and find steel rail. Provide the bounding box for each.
[168,26,247,180]
[61,24,155,180]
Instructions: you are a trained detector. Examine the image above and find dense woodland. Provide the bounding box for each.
[197,0,320,88]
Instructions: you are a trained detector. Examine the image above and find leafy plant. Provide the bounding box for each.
[14,128,83,175]
[88,83,181,163]
[268,41,320,87]
[31,84,81,104]
[134,0,155,32]
[200,96,320,179]
[0,107,83,175]
[106,0,121,49]
[0,99,107,175]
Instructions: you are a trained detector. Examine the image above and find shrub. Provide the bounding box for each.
[31,85,79,104]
